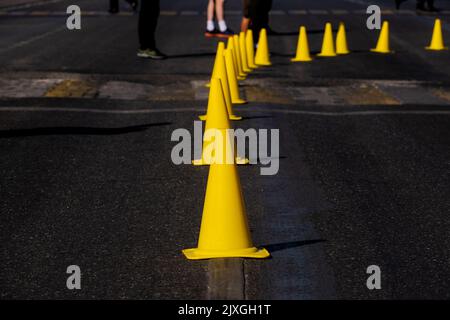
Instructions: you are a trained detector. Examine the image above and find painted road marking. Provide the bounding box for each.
[0,79,61,98]
[2,79,450,106]
[160,10,177,16]
[207,259,244,299]
[45,80,97,98]
[308,10,329,15]
[331,10,349,15]
[180,11,199,16]
[288,10,307,15]
[0,26,66,54]
[269,10,286,15]
[1,0,63,11]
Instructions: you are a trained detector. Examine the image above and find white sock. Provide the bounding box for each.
[218,20,227,32]
[207,20,215,32]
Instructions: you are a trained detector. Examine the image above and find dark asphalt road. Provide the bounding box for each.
[1,0,450,299]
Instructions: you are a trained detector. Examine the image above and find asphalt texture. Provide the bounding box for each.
[1,0,450,299]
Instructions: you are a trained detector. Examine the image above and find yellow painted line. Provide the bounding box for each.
[44,80,97,98]
[431,88,450,103]
[244,85,294,105]
[339,84,401,105]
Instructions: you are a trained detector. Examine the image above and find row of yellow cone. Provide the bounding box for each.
[292,18,447,61]
[183,18,446,260]
[183,29,273,260]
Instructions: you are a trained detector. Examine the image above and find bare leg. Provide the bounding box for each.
[215,0,225,22]
[241,17,250,32]
[207,0,215,22]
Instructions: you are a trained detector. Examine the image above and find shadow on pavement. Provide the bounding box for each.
[168,52,216,59]
[262,239,326,253]
[0,122,171,138]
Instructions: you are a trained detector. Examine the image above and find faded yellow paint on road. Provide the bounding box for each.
[340,84,400,105]
[45,80,97,98]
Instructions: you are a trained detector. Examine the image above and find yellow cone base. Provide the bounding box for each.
[317,52,336,57]
[199,114,242,121]
[183,247,270,260]
[370,48,394,54]
[291,57,312,62]
[232,98,247,105]
[425,46,448,51]
[192,157,249,166]
[229,115,242,120]
[205,83,211,88]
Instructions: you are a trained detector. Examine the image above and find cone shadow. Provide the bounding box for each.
[269,29,324,36]
[240,115,274,120]
[168,53,216,59]
[262,239,326,253]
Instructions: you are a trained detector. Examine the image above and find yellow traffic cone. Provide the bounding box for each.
[336,22,350,55]
[246,29,258,69]
[371,21,393,54]
[291,26,313,62]
[183,146,270,259]
[224,48,247,105]
[255,28,272,66]
[426,19,448,51]
[205,42,225,88]
[239,32,252,72]
[317,23,336,57]
[200,53,241,121]
[233,35,247,77]
[227,38,245,81]
[193,78,248,166]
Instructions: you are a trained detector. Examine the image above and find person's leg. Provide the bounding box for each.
[215,0,228,32]
[416,0,426,10]
[426,0,438,10]
[249,0,264,41]
[109,0,119,13]
[138,0,166,59]
[261,0,270,29]
[241,0,251,32]
[206,0,215,32]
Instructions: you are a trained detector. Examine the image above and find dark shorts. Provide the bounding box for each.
[243,0,251,18]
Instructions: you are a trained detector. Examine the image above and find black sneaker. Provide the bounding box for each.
[137,49,167,60]
[204,28,218,38]
[216,28,234,38]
